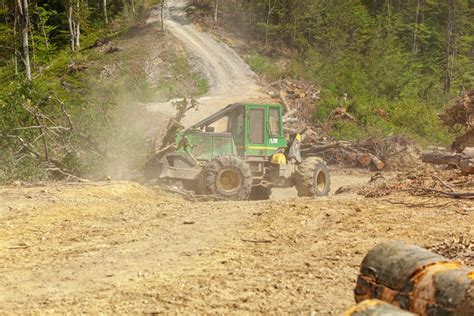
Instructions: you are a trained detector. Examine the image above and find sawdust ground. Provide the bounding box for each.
[0,170,472,314]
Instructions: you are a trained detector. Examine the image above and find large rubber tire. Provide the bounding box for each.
[202,155,252,200]
[295,157,331,197]
[249,185,272,201]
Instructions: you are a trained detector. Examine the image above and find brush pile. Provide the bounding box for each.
[337,169,474,199]
[267,79,321,124]
[300,134,423,171]
[428,236,474,266]
[266,79,422,171]
[440,89,474,151]
[419,90,474,174]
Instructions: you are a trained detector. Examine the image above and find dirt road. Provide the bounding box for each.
[1,174,472,314]
[146,0,267,126]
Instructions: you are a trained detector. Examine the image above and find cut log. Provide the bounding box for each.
[341,149,357,163]
[369,154,385,170]
[462,147,474,159]
[357,153,371,168]
[343,299,415,316]
[421,151,461,165]
[283,108,298,118]
[421,148,474,174]
[460,158,474,174]
[283,117,299,124]
[279,91,291,113]
[440,89,474,151]
[355,241,474,316]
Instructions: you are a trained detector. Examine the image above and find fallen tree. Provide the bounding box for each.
[421,147,474,174]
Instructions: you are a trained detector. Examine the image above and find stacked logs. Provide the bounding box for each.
[299,140,385,170]
[267,79,321,124]
[354,241,474,316]
[267,79,411,171]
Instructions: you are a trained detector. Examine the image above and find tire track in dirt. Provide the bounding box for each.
[2,182,470,314]
[0,183,256,313]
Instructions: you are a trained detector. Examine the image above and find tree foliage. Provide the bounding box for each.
[192,0,473,142]
[0,0,153,181]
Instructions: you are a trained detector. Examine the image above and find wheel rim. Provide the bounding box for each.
[315,171,326,192]
[218,169,241,192]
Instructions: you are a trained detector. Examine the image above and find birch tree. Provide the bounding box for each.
[67,0,81,52]
[103,0,108,24]
[443,0,454,94]
[264,0,277,46]
[17,0,31,79]
[161,0,165,32]
[214,0,219,21]
[412,0,422,54]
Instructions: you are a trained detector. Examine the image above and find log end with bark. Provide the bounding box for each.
[343,299,415,316]
[355,241,474,316]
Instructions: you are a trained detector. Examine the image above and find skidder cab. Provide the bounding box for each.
[156,103,330,200]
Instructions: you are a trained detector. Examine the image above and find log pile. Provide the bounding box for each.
[440,89,474,151]
[267,79,321,124]
[355,241,474,316]
[267,79,422,171]
[421,90,474,174]
[295,129,421,171]
[336,169,473,199]
[421,147,474,174]
[299,138,386,170]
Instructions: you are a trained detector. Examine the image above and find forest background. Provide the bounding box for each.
[0,0,473,181]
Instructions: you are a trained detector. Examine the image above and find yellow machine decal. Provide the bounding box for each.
[271,153,287,165]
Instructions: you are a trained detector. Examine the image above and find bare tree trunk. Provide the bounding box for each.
[214,0,219,21]
[161,0,165,32]
[412,0,421,54]
[265,0,276,46]
[131,0,135,14]
[444,0,455,94]
[13,3,19,75]
[30,17,35,69]
[75,0,81,49]
[67,1,81,52]
[68,3,75,51]
[103,0,108,25]
[17,0,31,80]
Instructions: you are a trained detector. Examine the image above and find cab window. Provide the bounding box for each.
[249,108,264,144]
[269,108,281,136]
